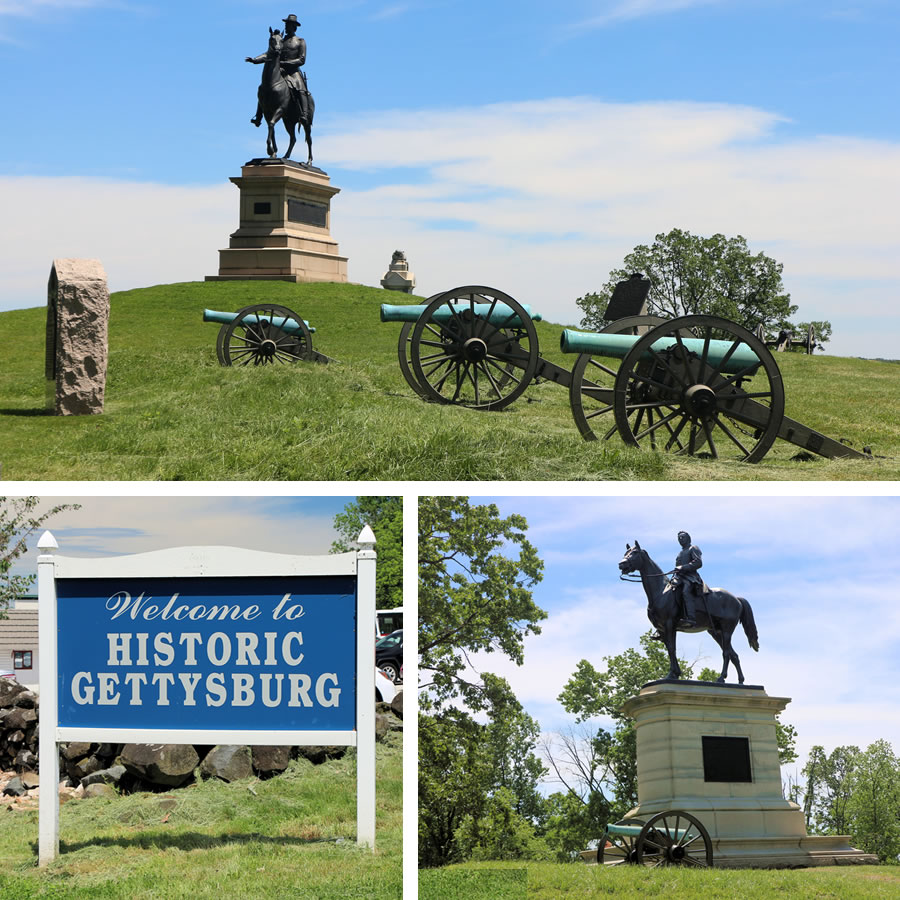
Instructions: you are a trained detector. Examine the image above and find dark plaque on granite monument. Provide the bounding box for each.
[702,735,752,783]
[288,198,327,227]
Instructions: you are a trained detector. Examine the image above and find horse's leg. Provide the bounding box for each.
[284,119,296,159]
[723,623,745,684]
[663,621,680,680]
[266,121,277,158]
[707,627,730,682]
[305,122,313,165]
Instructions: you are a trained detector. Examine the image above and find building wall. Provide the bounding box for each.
[0,608,39,690]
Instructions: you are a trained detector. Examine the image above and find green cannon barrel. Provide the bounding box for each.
[380,302,542,328]
[202,309,315,334]
[560,329,760,376]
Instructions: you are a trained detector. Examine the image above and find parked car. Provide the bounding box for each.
[375,629,403,684]
[375,667,398,704]
[0,670,16,679]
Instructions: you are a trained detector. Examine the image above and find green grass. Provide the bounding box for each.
[0,738,401,899]
[418,860,900,899]
[1,280,897,480]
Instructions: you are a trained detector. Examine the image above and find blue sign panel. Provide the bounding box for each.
[56,575,357,731]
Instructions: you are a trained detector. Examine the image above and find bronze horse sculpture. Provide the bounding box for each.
[251,28,315,163]
[619,541,759,684]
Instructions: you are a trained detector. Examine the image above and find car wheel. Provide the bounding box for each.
[379,661,400,683]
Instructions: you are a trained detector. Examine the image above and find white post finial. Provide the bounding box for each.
[37,530,58,552]
[357,525,376,549]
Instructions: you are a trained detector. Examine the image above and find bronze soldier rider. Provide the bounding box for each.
[673,530,705,628]
[247,14,311,127]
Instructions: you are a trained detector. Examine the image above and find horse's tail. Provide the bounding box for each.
[739,598,759,652]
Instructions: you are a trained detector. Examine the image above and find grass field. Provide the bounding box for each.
[1,280,897,480]
[0,738,401,900]
[418,860,900,899]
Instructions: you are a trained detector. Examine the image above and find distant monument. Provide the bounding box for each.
[381,250,416,293]
[207,14,347,284]
[45,259,109,416]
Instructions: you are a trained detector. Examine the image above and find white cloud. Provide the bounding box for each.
[572,0,726,29]
[3,97,899,357]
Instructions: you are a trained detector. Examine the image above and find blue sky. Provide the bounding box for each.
[465,493,900,791]
[7,495,356,581]
[1,2,898,357]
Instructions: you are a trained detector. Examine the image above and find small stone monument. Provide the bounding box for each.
[45,259,109,416]
[380,250,416,293]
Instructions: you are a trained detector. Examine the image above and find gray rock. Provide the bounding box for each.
[199,745,253,783]
[391,690,403,720]
[0,678,27,707]
[68,754,104,782]
[13,691,38,709]
[14,749,37,769]
[120,743,199,787]
[62,742,93,761]
[251,745,292,775]
[3,707,37,731]
[296,745,346,765]
[83,783,116,799]
[2,776,25,797]
[80,765,126,788]
[375,713,390,742]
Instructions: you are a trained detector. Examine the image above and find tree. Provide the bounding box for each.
[801,744,859,835]
[847,740,900,862]
[419,496,546,711]
[331,496,401,611]
[794,320,833,350]
[576,228,798,335]
[419,676,548,867]
[1,497,79,617]
[553,633,694,819]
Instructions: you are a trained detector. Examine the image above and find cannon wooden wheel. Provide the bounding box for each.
[634,810,713,868]
[216,303,313,366]
[612,315,785,463]
[597,818,645,866]
[397,292,444,399]
[569,319,698,442]
[409,286,539,410]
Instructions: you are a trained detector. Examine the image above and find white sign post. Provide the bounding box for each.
[37,530,377,866]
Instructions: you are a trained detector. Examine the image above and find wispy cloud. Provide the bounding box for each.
[569,0,725,30]
[370,3,413,20]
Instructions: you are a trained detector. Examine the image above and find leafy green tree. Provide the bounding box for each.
[455,787,552,862]
[847,740,900,862]
[576,228,798,335]
[419,496,546,711]
[794,320,833,350]
[419,678,547,867]
[1,497,79,617]
[331,496,401,611]
[802,744,859,835]
[555,633,693,818]
[419,707,495,867]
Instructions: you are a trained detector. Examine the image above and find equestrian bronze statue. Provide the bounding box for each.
[619,538,759,684]
[246,14,315,163]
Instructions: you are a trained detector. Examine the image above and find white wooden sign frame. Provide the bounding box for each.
[37,530,377,865]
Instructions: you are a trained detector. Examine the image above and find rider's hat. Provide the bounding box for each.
[282,14,301,26]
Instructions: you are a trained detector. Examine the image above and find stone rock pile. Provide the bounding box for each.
[1,677,403,799]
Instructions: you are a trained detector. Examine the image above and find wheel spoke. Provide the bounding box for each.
[714,415,753,456]
[705,337,741,383]
[665,413,689,451]
[632,408,683,442]
[702,419,719,459]
[586,404,614,420]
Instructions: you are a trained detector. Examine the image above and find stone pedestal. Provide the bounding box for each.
[612,681,877,868]
[207,159,348,283]
[381,250,416,293]
[45,259,109,416]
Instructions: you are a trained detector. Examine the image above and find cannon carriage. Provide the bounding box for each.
[381,284,869,464]
[582,810,714,868]
[202,303,334,366]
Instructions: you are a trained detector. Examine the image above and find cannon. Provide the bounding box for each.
[382,285,869,464]
[202,303,333,366]
[586,811,713,867]
[561,314,868,463]
[755,322,817,354]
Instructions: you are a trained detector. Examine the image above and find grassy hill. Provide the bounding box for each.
[0,738,401,899]
[1,281,897,480]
